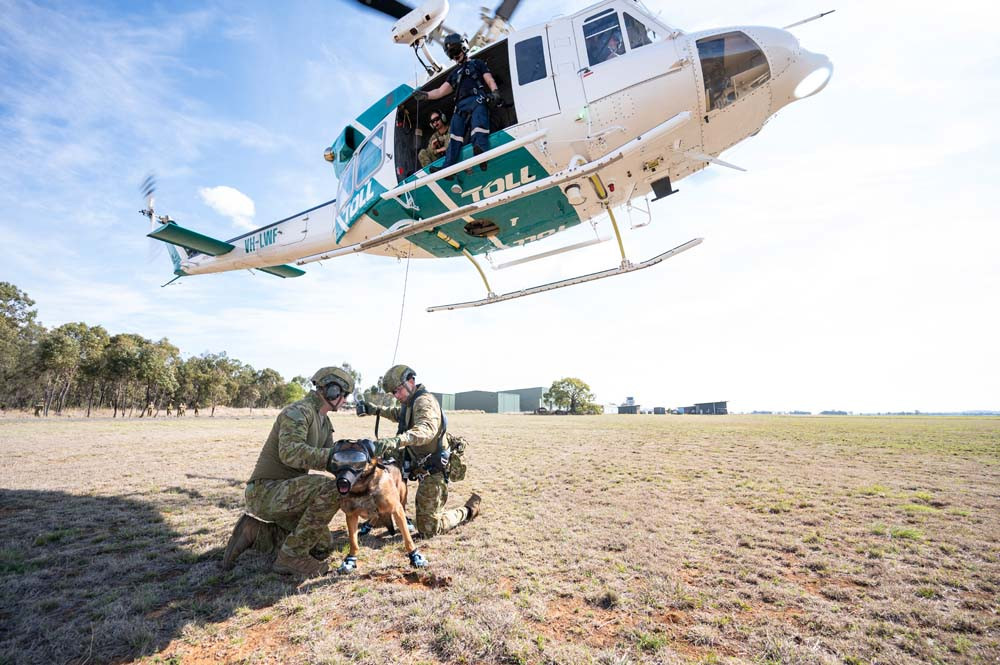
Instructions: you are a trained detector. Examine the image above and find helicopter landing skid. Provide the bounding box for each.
[426,238,703,312]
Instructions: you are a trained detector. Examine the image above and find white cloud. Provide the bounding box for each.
[198,186,256,229]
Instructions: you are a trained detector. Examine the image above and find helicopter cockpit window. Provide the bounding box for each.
[583,9,625,66]
[623,12,656,50]
[515,36,547,85]
[697,31,771,112]
[354,126,385,186]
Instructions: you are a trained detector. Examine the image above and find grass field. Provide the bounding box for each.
[1,414,998,664]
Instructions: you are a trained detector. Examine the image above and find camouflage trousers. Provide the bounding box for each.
[414,472,467,536]
[245,475,340,557]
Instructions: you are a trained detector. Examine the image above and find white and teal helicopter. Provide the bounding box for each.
[145,0,833,311]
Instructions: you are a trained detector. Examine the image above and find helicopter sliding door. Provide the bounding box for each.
[509,26,560,120]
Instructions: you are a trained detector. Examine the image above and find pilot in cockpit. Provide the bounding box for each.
[600,31,625,63]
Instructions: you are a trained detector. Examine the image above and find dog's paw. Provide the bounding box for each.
[337,555,358,575]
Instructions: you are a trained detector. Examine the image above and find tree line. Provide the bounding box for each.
[0,282,327,417]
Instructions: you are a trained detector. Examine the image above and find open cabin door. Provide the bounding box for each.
[509,26,560,120]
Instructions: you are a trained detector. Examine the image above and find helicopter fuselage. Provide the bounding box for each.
[167,0,831,277]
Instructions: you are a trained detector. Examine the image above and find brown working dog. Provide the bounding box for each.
[329,439,427,573]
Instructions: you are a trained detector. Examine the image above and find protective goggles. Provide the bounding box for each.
[331,446,370,472]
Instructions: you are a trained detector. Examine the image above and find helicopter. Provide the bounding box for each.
[145,0,833,311]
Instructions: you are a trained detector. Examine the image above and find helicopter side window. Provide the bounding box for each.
[337,157,355,204]
[623,12,656,50]
[515,36,547,85]
[697,32,771,112]
[583,9,625,66]
[354,126,385,187]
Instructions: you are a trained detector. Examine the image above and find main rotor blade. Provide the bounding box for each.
[493,0,520,22]
[356,0,414,20]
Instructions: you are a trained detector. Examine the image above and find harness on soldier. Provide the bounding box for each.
[377,386,450,482]
[453,60,488,107]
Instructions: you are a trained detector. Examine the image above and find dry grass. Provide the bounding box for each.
[1,414,998,664]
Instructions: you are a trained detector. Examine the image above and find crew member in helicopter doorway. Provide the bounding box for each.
[414,33,502,173]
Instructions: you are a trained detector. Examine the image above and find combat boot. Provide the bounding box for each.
[464,493,482,521]
[273,550,329,578]
[222,514,262,570]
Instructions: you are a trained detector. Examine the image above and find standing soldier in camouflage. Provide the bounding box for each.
[221,366,355,578]
[359,365,480,542]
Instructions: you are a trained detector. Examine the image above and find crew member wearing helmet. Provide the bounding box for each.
[220,366,355,578]
[359,364,480,537]
[413,34,502,173]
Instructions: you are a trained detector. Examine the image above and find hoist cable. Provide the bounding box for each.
[390,244,413,367]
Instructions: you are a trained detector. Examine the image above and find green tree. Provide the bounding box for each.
[544,377,598,414]
[281,380,306,404]
[0,282,43,409]
[102,334,146,417]
[137,338,180,416]
[255,368,285,407]
[37,325,81,415]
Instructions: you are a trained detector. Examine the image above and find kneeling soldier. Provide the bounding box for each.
[360,365,480,542]
[222,366,355,578]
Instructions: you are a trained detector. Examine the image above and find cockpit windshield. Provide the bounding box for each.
[697,31,770,112]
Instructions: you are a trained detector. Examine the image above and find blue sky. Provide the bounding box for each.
[1,0,997,412]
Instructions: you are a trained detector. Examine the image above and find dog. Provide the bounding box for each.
[329,439,427,573]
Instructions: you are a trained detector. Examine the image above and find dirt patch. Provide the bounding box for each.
[158,615,304,665]
[361,569,453,589]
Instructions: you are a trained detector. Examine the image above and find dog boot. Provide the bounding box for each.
[337,555,358,575]
[357,521,373,537]
[406,517,417,535]
[222,513,262,570]
[464,493,482,521]
[273,550,329,578]
[408,549,428,568]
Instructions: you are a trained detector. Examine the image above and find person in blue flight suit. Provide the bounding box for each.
[414,34,503,173]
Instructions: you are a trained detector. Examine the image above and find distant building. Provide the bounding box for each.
[677,401,728,415]
[653,407,667,415]
[618,396,640,414]
[455,390,521,413]
[430,392,456,410]
[501,386,546,412]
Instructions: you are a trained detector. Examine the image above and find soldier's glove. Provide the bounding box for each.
[413,90,430,101]
[489,89,503,108]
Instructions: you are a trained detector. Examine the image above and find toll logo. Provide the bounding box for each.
[460,166,536,203]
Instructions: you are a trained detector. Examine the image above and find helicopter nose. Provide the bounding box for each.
[756,27,833,113]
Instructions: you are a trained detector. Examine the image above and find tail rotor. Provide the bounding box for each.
[139,173,163,263]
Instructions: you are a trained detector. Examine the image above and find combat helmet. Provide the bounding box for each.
[311,366,355,402]
[381,364,416,393]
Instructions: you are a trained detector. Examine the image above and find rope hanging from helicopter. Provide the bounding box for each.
[390,71,424,367]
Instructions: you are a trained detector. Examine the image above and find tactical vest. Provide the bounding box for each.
[384,387,450,477]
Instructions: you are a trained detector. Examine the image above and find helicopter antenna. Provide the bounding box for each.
[783,10,835,30]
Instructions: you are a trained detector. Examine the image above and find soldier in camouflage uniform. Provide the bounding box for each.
[221,366,355,578]
[360,365,480,540]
